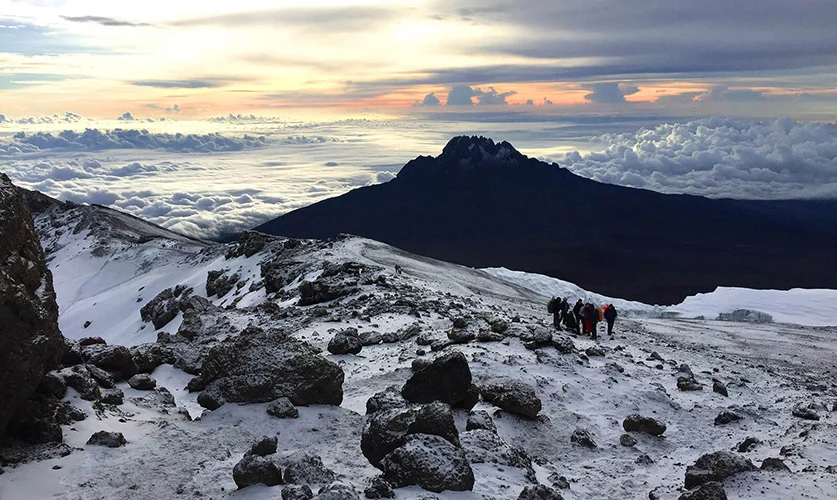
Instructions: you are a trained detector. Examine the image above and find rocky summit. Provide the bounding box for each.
[0,177,835,500]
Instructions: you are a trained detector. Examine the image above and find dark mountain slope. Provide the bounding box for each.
[255,137,837,305]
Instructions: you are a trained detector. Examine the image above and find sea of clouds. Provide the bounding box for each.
[2,115,837,239]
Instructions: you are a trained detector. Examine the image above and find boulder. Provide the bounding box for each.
[361,402,459,467]
[447,329,475,344]
[518,484,564,500]
[685,451,756,488]
[678,482,727,500]
[712,381,728,397]
[623,414,667,436]
[283,484,315,500]
[328,328,363,355]
[792,405,820,421]
[279,451,337,484]
[570,428,597,449]
[188,326,344,408]
[140,285,191,329]
[460,429,532,470]
[364,477,395,499]
[86,365,116,389]
[87,430,126,448]
[714,410,743,426]
[100,388,124,405]
[551,336,575,354]
[737,436,760,453]
[315,481,361,499]
[761,457,791,472]
[490,318,508,334]
[677,376,703,392]
[130,343,175,374]
[298,279,358,306]
[379,434,475,492]
[268,397,299,419]
[401,351,472,407]
[366,387,408,414]
[206,269,240,298]
[55,365,100,401]
[246,436,278,457]
[85,345,138,381]
[585,346,605,357]
[38,373,67,399]
[233,454,283,489]
[480,380,541,418]
[620,433,638,446]
[127,374,156,391]
[466,410,497,433]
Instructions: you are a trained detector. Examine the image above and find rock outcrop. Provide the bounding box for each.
[188,326,344,408]
[0,174,66,444]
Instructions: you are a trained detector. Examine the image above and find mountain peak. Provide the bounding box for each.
[397,136,540,183]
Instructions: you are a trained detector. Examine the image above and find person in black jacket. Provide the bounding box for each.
[603,304,618,336]
[563,306,580,334]
[582,303,599,339]
[572,299,583,328]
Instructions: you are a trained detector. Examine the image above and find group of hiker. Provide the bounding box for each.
[547,297,618,340]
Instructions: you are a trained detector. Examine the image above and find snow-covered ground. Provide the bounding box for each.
[1,204,836,500]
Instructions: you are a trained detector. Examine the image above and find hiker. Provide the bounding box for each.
[603,303,618,336]
[563,306,580,334]
[572,299,583,328]
[547,297,561,329]
[559,298,570,326]
[582,303,599,339]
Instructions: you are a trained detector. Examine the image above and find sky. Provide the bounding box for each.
[2,0,837,119]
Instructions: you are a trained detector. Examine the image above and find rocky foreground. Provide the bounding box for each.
[0,178,836,499]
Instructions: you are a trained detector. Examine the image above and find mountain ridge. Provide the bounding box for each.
[256,136,837,305]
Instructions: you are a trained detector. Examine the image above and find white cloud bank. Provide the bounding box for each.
[560,118,837,199]
[1,129,267,153]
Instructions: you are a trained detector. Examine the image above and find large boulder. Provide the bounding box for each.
[140,285,192,329]
[83,345,138,381]
[0,174,65,442]
[518,484,564,500]
[188,326,344,408]
[685,451,757,489]
[268,397,299,419]
[130,343,175,374]
[623,414,667,436]
[328,328,362,355]
[480,379,542,418]
[278,451,337,484]
[466,410,497,433]
[128,374,157,390]
[298,279,358,306]
[361,402,459,467]
[366,386,408,414]
[401,351,472,407]
[86,430,127,448]
[460,429,532,471]
[233,454,283,489]
[54,365,100,401]
[678,482,727,500]
[379,434,475,492]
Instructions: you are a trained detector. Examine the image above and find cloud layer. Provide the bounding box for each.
[559,118,837,199]
[1,129,266,153]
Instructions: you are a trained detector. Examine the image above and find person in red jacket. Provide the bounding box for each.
[582,303,599,339]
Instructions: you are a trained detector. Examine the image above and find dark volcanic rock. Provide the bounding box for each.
[127,374,157,391]
[480,380,541,418]
[328,328,363,355]
[85,345,138,381]
[761,457,791,472]
[86,430,126,448]
[206,269,240,298]
[283,484,315,500]
[401,351,472,406]
[714,410,743,426]
[366,386,408,415]
[460,429,532,471]
[100,388,124,405]
[279,451,337,484]
[130,343,175,374]
[55,365,100,401]
[140,285,191,329]
[267,397,299,419]
[712,380,728,397]
[85,365,115,389]
[792,405,820,421]
[364,476,395,499]
[466,410,497,433]
[246,436,278,457]
[188,326,344,408]
[685,451,756,488]
[677,376,704,392]
[737,436,760,453]
[379,434,474,492]
[316,481,361,500]
[570,428,597,449]
[518,484,564,500]
[298,279,358,306]
[620,433,638,447]
[623,414,667,436]
[0,174,65,442]
[361,402,459,467]
[233,454,283,489]
[678,482,727,500]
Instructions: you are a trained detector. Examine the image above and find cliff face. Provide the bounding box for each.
[0,173,65,443]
